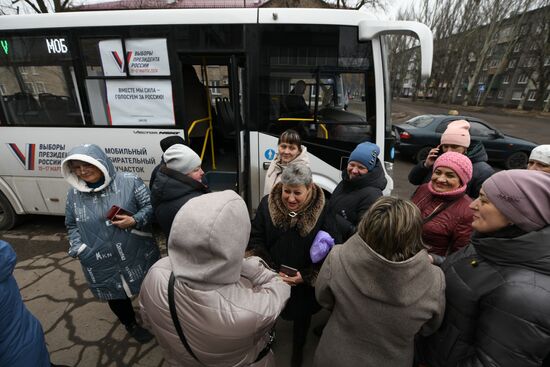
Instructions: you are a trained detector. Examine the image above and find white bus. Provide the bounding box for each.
[0,8,432,229]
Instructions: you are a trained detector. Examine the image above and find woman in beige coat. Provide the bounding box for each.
[263,129,310,196]
[314,197,445,367]
[139,190,290,367]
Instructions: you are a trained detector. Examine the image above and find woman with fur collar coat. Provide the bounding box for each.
[249,163,326,367]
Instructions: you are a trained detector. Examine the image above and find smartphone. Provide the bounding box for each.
[279,264,298,277]
[105,205,133,220]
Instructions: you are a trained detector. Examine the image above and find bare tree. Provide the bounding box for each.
[334,0,385,10]
[515,2,550,110]
[2,0,73,13]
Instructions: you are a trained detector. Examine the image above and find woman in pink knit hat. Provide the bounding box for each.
[409,119,494,199]
[411,151,474,265]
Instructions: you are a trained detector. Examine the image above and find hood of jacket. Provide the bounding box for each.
[467,141,489,164]
[168,190,251,290]
[61,144,115,192]
[341,158,387,192]
[151,165,209,204]
[340,234,442,306]
[472,225,550,276]
[0,240,16,283]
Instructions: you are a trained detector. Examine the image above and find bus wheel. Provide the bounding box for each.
[0,192,18,230]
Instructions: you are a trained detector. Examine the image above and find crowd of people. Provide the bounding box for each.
[1,124,549,367]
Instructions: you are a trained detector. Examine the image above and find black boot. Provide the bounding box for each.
[291,315,311,367]
[291,344,304,367]
[125,323,154,344]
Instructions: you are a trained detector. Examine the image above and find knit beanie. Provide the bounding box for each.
[348,142,380,171]
[440,120,471,148]
[160,135,184,152]
[433,151,473,186]
[163,144,201,174]
[482,169,550,232]
[529,144,550,165]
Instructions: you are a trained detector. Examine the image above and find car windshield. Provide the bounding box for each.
[407,115,434,128]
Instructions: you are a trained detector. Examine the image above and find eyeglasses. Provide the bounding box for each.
[70,162,94,174]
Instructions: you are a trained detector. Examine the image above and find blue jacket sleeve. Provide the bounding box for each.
[65,190,84,258]
[132,177,153,229]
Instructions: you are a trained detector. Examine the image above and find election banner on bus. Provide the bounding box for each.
[99,38,170,76]
[126,38,170,76]
[106,79,175,126]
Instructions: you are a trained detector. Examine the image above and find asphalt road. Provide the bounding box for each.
[1,98,549,366]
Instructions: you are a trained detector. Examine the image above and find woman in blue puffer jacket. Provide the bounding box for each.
[0,240,51,367]
[61,144,159,344]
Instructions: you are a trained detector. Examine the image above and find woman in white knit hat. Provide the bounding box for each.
[527,144,550,173]
[150,144,210,238]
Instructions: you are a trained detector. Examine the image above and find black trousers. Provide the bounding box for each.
[107,298,136,326]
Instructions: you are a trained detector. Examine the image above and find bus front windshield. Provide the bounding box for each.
[259,24,376,151]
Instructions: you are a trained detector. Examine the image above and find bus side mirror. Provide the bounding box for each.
[358,20,433,79]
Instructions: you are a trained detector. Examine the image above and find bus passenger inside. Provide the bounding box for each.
[282,80,310,118]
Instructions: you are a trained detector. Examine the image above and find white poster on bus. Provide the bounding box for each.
[106,79,174,126]
[126,38,170,76]
[99,38,170,76]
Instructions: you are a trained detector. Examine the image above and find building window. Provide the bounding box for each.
[511,91,523,100]
[513,43,521,53]
[210,80,221,95]
[529,43,538,51]
[517,74,529,84]
[527,90,537,101]
[502,75,510,84]
[0,84,6,95]
[545,91,550,102]
[35,82,47,94]
[497,90,504,99]
[545,56,550,66]
[508,59,517,69]
[527,57,537,67]
[24,82,35,94]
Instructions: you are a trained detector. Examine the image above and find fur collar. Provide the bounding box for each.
[268,182,325,237]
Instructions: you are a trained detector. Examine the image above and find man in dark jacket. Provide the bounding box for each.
[150,144,210,238]
[408,120,494,199]
[325,141,387,244]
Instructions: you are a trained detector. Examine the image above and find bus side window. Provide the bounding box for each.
[0,37,84,127]
[81,37,174,127]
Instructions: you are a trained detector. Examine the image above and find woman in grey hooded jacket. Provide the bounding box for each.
[62,144,159,343]
[139,190,290,367]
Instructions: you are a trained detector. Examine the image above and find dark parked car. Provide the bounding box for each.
[394,114,538,169]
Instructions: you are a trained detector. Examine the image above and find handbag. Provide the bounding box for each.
[168,272,203,364]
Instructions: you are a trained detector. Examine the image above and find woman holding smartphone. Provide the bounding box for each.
[61,144,159,343]
[249,163,326,367]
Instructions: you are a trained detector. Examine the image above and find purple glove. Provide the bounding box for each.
[310,230,335,263]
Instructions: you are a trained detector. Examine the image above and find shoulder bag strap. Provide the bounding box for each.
[422,199,458,225]
[168,272,203,364]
